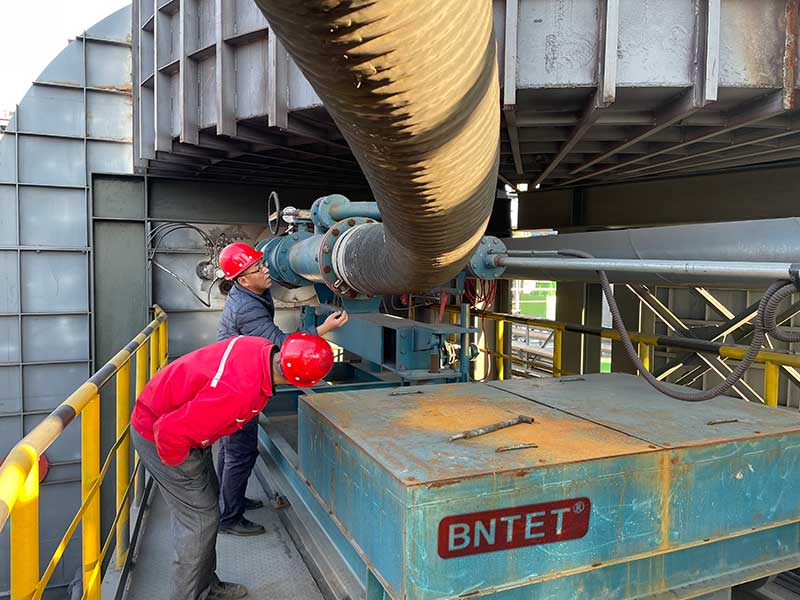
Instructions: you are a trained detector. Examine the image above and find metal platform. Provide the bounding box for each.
[287,373,800,599]
[122,472,324,600]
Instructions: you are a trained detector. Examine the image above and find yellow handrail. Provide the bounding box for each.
[455,306,798,406]
[0,305,168,600]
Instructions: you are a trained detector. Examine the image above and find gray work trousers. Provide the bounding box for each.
[132,428,221,600]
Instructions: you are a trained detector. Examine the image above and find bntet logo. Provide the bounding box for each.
[437,497,591,559]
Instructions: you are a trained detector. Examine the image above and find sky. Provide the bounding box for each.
[0,0,130,114]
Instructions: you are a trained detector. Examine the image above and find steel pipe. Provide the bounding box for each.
[329,202,381,223]
[492,255,798,286]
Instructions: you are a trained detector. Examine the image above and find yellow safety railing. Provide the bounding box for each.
[0,306,169,600]
[457,307,797,407]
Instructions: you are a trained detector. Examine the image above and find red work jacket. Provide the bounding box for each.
[131,335,277,466]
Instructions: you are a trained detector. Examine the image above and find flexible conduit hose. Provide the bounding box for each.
[253,0,500,294]
[560,249,795,402]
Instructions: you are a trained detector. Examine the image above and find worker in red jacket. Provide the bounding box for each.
[131,332,333,600]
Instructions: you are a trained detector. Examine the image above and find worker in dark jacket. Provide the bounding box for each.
[131,333,334,600]
[215,242,348,535]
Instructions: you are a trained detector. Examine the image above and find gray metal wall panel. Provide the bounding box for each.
[152,254,219,311]
[198,57,218,129]
[93,176,145,220]
[719,0,786,88]
[235,41,269,120]
[0,252,20,313]
[0,367,22,415]
[87,42,134,91]
[234,0,268,30]
[148,179,299,222]
[88,140,134,175]
[617,0,695,86]
[92,180,148,570]
[0,137,15,183]
[19,187,88,247]
[0,317,21,363]
[87,92,133,141]
[0,186,16,244]
[92,224,148,366]
[0,417,20,457]
[287,60,321,110]
[17,86,85,137]
[198,0,216,47]
[37,43,85,88]
[169,74,181,137]
[21,252,89,313]
[22,315,90,362]
[516,0,601,88]
[19,136,85,187]
[518,164,800,230]
[23,363,90,412]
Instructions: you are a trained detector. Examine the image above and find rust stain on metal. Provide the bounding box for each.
[306,384,657,485]
[659,453,671,550]
[96,83,133,94]
[783,0,799,108]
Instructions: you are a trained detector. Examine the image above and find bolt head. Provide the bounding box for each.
[332,228,340,236]
[348,218,356,226]
[323,266,332,274]
[322,246,331,254]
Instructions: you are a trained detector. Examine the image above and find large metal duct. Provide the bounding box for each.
[253,0,500,294]
[502,218,800,287]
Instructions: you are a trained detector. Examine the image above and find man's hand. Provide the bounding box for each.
[317,310,349,336]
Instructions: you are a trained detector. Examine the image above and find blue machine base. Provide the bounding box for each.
[260,374,800,600]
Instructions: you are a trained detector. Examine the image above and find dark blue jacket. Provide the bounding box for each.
[216,283,316,346]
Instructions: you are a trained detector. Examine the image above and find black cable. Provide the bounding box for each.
[763,282,800,343]
[557,249,788,402]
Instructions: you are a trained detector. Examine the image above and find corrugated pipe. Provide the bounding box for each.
[253,0,500,294]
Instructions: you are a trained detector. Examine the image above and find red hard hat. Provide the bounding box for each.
[280,332,334,387]
[219,242,263,280]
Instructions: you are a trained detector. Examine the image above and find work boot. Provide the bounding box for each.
[219,517,266,536]
[207,581,248,599]
[244,497,263,511]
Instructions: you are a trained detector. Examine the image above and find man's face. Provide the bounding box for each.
[237,258,272,293]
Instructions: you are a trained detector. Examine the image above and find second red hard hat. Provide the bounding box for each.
[280,332,334,387]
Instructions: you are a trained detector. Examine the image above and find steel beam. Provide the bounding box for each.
[267,27,289,130]
[502,0,523,177]
[616,128,800,178]
[619,136,800,180]
[566,0,720,179]
[534,0,618,188]
[214,0,236,136]
[562,90,786,186]
[154,5,173,152]
[179,0,199,145]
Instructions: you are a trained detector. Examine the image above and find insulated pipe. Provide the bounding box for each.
[254,0,500,294]
[492,255,798,286]
[502,218,800,286]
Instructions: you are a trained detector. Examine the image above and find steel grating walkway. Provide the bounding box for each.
[123,471,324,600]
